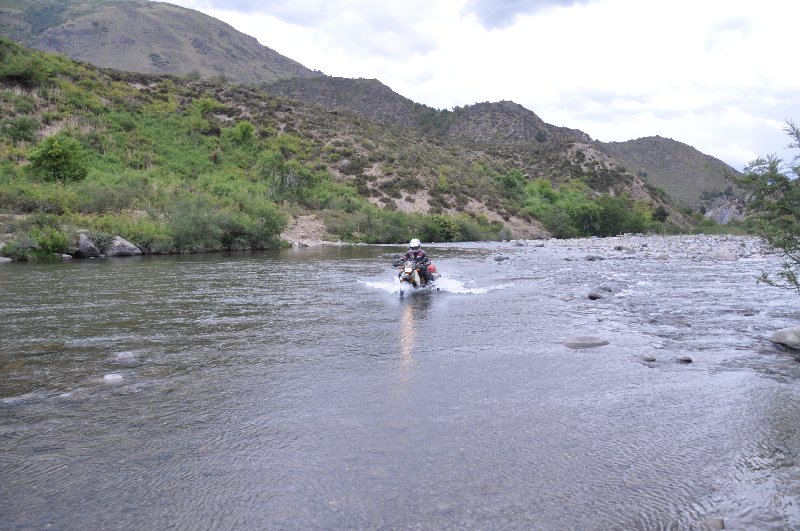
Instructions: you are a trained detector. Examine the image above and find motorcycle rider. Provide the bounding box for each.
[403,238,432,284]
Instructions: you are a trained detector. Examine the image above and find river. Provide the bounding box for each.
[1,236,799,530]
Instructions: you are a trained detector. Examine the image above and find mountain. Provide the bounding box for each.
[440,100,591,145]
[266,80,590,145]
[263,77,670,221]
[600,136,740,208]
[0,0,320,84]
[265,76,735,211]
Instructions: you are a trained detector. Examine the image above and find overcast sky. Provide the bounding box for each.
[164,0,798,169]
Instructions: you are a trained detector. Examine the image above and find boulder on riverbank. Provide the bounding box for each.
[104,236,142,257]
[75,233,101,258]
[771,327,800,350]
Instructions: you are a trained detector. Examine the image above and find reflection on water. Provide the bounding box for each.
[400,303,416,365]
[1,241,799,529]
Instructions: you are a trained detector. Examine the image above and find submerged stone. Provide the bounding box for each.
[103,373,124,384]
[701,516,725,529]
[115,352,137,363]
[564,336,609,349]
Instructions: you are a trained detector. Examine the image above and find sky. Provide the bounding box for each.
[163,0,799,170]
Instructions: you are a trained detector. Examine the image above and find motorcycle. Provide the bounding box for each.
[392,254,439,297]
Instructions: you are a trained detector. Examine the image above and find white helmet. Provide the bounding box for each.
[409,238,421,249]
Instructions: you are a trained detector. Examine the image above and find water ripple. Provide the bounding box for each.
[1,241,799,529]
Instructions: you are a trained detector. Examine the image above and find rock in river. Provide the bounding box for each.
[710,249,738,261]
[103,373,124,384]
[771,327,800,350]
[701,516,725,529]
[564,336,609,349]
[588,286,613,300]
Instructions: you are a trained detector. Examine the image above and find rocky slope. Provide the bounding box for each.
[266,77,426,129]
[441,100,591,145]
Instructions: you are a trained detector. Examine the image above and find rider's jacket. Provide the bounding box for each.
[404,249,428,261]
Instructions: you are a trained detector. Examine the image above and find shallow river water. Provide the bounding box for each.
[1,236,800,530]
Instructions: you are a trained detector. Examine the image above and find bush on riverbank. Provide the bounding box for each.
[522,179,664,237]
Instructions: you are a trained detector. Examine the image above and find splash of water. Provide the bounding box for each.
[361,275,511,295]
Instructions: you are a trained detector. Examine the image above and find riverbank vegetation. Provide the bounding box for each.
[730,121,800,292]
[0,39,729,260]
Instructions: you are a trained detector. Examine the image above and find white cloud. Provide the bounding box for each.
[163,0,800,169]
[462,0,601,29]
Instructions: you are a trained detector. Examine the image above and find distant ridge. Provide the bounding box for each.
[0,0,320,84]
[441,101,591,145]
[266,77,424,128]
[267,80,592,146]
[600,136,740,208]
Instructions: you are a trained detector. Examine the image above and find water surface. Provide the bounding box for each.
[1,239,799,529]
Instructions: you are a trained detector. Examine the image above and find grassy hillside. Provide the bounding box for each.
[601,136,741,208]
[0,41,702,260]
[0,0,320,84]
[1,2,739,215]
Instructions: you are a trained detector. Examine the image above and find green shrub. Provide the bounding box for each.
[13,95,35,114]
[0,41,54,87]
[244,202,287,248]
[496,169,526,195]
[31,225,69,253]
[224,121,255,145]
[193,96,223,116]
[593,194,647,236]
[566,201,602,236]
[2,116,39,144]
[0,180,79,214]
[1,234,40,260]
[81,213,172,254]
[167,194,285,252]
[28,133,89,182]
[168,196,222,251]
[542,207,580,238]
[652,205,669,222]
[74,178,141,213]
[424,214,460,242]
